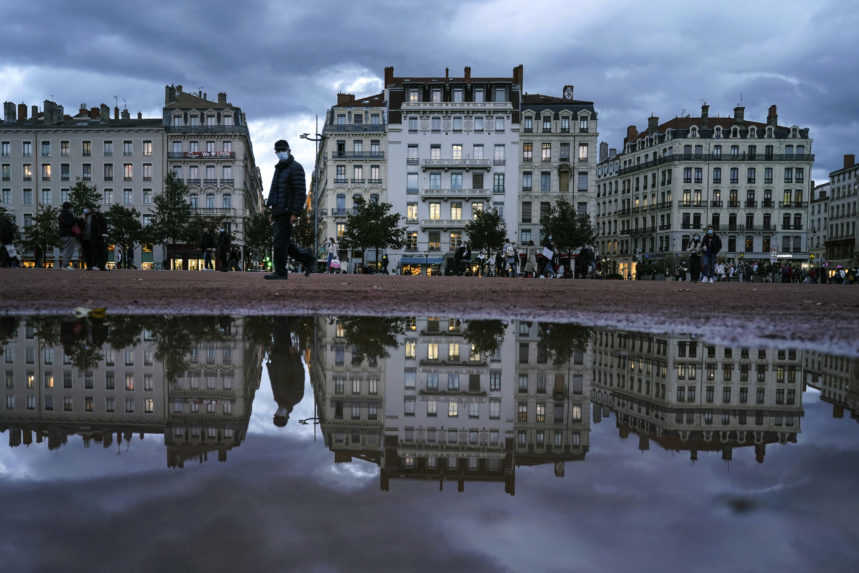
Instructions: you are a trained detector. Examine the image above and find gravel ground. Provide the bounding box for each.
[2,269,858,355]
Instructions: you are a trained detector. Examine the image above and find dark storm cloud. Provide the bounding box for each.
[2,0,858,180]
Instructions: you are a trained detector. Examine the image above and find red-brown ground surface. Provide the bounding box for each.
[2,269,858,353]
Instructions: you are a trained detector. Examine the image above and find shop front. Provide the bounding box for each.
[399,255,444,276]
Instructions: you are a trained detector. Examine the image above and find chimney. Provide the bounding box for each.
[137,111,142,119]
[217,92,227,104]
[513,64,524,86]
[4,102,16,122]
[599,141,609,162]
[203,92,207,101]
[177,84,183,94]
[445,67,449,80]
[121,109,130,120]
[767,104,778,126]
[336,93,355,106]
[647,115,659,130]
[31,105,39,119]
[734,106,745,121]
[100,104,110,121]
[464,66,471,80]
[384,66,394,87]
[845,154,855,170]
[701,103,709,119]
[165,85,174,104]
[89,107,100,119]
[114,106,119,120]
[626,124,639,142]
[18,103,27,121]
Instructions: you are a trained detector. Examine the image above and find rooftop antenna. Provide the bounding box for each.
[113,95,119,108]
[121,97,127,110]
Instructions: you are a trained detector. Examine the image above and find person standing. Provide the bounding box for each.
[700,226,722,283]
[688,234,702,282]
[216,226,231,272]
[326,237,338,273]
[57,202,80,270]
[265,140,314,280]
[266,317,305,427]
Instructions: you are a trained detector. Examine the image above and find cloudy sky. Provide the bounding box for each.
[1,0,857,190]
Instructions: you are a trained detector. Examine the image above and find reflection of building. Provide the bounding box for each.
[591,330,804,462]
[1,318,262,466]
[804,350,859,422]
[311,318,592,494]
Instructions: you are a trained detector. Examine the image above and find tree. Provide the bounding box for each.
[537,323,592,365]
[106,204,144,269]
[541,199,595,274]
[293,210,315,253]
[20,205,60,267]
[463,320,508,356]
[342,197,404,264]
[464,208,506,253]
[0,206,18,244]
[69,181,102,216]
[338,317,405,362]
[151,173,192,265]
[244,208,273,269]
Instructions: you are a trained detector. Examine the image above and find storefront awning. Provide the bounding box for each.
[400,256,444,265]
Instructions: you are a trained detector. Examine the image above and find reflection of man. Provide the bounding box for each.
[266,318,305,427]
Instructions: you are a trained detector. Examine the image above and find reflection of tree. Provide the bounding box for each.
[538,323,592,365]
[60,319,107,371]
[0,317,20,346]
[27,317,62,347]
[140,316,232,382]
[338,317,405,363]
[463,320,508,356]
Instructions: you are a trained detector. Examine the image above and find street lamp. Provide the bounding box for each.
[300,115,325,265]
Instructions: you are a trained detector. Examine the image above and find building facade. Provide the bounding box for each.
[596,104,814,278]
[1,86,264,268]
[518,90,598,246]
[825,154,858,267]
[810,181,829,264]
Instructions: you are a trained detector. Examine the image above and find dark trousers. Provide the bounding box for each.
[272,215,313,276]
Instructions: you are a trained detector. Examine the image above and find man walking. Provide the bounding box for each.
[700,225,722,283]
[57,202,80,270]
[265,140,315,280]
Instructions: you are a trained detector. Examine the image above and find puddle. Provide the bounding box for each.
[1,315,858,572]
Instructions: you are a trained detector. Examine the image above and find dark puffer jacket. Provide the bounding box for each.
[267,157,306,217]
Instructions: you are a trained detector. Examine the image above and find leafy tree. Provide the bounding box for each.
[105,204,144,269]
[20,205,60,267]
[151,173,192,265]
[0,317,19,346]
[537,323,592,366]
[342,197,404,264]
[0,206,18,244]
[463,320,508,356]
[69,181,102,216]
[185,213,226,246]
[293,210,315,253]
[464,208,506,254]
[338,317,405,362]
[244,207,273,269]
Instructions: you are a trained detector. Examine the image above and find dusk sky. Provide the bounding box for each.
[2,0,857,192]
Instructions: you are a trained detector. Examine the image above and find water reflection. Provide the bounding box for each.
[1,314,857,487]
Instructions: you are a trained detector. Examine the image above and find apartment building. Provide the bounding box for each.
[1,317,263,466]
[595,104,813,278]
[0,100,164,266]
[804,350,859,423]
[825,154,858,267]
[163,85,264,267]
[518,89,598,245]
[315,92,387,262]
[590,329,804,462]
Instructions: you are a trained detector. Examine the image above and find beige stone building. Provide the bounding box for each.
[825,154,858,267]
[810,181,829,264]
[596,104,814,278]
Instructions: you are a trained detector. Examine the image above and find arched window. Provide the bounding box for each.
[222,193,231,209]
[189,194,198,208]
[206,193,215,209]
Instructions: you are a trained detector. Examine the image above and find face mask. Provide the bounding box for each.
[707,230,713,235]
[276,151,290,161]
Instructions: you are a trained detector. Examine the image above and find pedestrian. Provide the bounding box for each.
[525,243,537,277]
[688,234,702,282]
[504,240,516,277]
[267,318,305,427]
[326,237,338,273]
[57,202,80,270]
[92,208,108,270]
[201,228,215,270]
[265,140,315,279]
[699,226,721,283]
[382,253,389,275]
[217,227,231,272]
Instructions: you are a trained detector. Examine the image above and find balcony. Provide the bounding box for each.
[333,178,348,185]
[420,188,490,199]
[659,224,671,230]
[220,178,234,187]
[762,199,774,208]
[332,208,348,217]
[407,158,419,165]
[167,151,236,160]
[492,186,505,194]
[166,125,250,135]
[711,200,723,207]
[781,224,803,230]
[616,152,816,177]
[745,200,758,208]
[351,178,366,184]
[367,178,383,185]
[401,101,511,112]
[187,178,201,185]
[522,156,533,163]
[494,159,506,166]
[420,218,467,228]
[324,123,386,134]
[192,207,236,216]
[421,158,491,170]
[780,201,808,209]
[202,178,217,185]
[331,151,385,160]
[728,200,740,208]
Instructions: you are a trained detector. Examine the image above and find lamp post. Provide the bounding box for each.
[301,115,325,265]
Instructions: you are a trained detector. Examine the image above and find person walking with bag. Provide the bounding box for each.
[57,202,80,270]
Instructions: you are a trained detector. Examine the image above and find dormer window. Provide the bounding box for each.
[714,126,722,138]
[690,126,698,137]
[731,127,739,138]
[766,126,773,138]
[748,126,757,138]
[791,127,798,138]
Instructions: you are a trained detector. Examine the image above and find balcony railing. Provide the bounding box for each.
[166,125,250,135]
[421,158,492,169]
[762,199,774,208]
[420,218,467,228]
[780,201,808,208]
[728,200,740,208]
[420,188,490,199]
[367,178,383,185]
[192,207,236,216]
[167,151,235,159]
[617,153,815,176]
[406,157,419,165]
[745,200,758,208]
[351,178,366,184]
[324,123,386,133]
[781,224,803,230]
[221,179,234,186]
[711,200,723,207]
[332,208,348,217]
[332,151,385,160]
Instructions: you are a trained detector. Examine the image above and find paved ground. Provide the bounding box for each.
[2,269,858,354]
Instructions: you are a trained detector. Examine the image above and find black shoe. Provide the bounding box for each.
[264,273,288,280]
[304,260,313,277]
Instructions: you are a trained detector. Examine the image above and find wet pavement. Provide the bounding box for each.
[0,314,858,572]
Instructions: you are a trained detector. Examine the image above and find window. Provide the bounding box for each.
[123,141,133,155]
[407,203,418,222]
[448,401,458,417]
[494,116,505,131]
[578,143,588,161]
[429,201,441,220]
[542,143,552,162]
[543,116,552,132]
[523,142,533,162]
[474,88,485,103]
[493,173,505,193]
[540,172,551,193]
